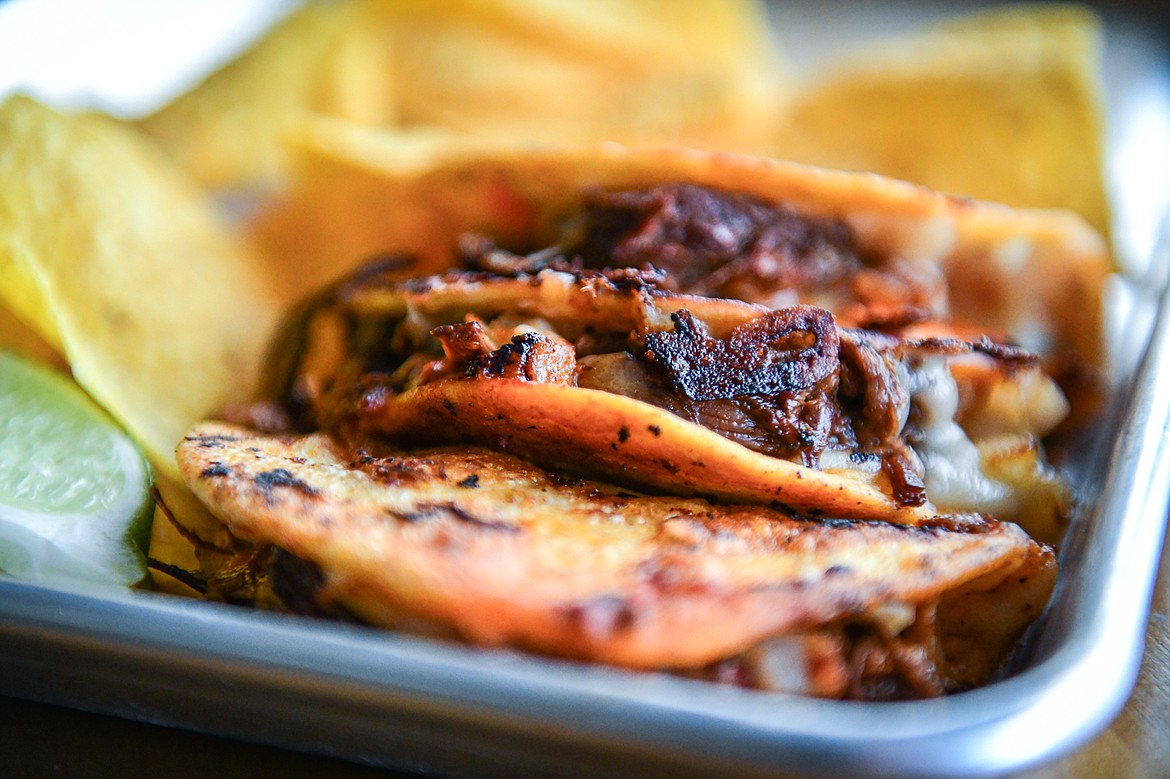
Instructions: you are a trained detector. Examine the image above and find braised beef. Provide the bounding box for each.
[837,329,910,447]
[641,307,840,401]
[636,306,842,465]
[459,232,575,276]
[426,321,578,385]
[566,183,862,298]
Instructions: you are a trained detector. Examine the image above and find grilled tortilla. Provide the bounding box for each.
[177,422,1055,699]
[270,265,1071,537]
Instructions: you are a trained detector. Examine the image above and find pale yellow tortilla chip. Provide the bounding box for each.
[0,96,280,479]
[387,0,788,153]
[138,0,396,191]
[412,0,777,79]
[774,5,1110,238]
[250,131,1111,368]
[141,0,788,190]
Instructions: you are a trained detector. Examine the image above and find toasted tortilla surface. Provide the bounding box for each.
[178,422,1053,673]
[366,378,934,524]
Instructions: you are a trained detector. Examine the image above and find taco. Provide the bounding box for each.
[267,262,1071,536]
[250,136,1111,373]
[177,422,1056,699]
[247,145,1107,538]
[170,144,1105,699]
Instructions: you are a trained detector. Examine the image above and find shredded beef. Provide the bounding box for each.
[455,183,948,324]
[474,331,577,383]
[459,233,574,276]
[427,321,577,385]
[637,307,841,465]
[567,183,862,298]
[432,320,498,366]
[879,442,928,507]
[641,306,840,401]
[837,330,910,447]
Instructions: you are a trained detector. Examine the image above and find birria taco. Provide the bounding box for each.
[178,422,1055,699]
[174,142,1109,699]
[264,262,1069,534]
[250,132,1110,373]
[244,141,1107,536]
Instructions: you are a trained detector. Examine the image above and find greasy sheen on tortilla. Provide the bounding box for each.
[249,136,1110,369]
[177,422,1055,698]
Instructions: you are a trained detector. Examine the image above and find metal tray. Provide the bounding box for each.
[1,3,1168,777]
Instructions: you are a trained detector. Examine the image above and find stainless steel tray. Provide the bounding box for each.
[1,3,1169,777]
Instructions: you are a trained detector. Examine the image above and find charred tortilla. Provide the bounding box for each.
[178,422,1055,698]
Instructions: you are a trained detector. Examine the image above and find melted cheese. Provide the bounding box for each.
[909,358,1012,513]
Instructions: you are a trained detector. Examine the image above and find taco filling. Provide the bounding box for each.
[464,182,945,328]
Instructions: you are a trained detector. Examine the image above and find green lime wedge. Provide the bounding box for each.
[0,350,153,588]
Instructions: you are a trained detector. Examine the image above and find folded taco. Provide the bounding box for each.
[247,142,1108,540]
[169,142,1106,699]
[251,134,1111,372]
[177,422,1055,699]
[268,263,1070,536]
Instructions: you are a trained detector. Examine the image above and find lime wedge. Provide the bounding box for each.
[0,350,152,588]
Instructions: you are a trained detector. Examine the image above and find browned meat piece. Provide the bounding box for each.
[423,320,577,385]
[567,183,862,298]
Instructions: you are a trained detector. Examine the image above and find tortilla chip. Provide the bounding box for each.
[141,0,788,189]
[774,5,1110,238]
[250,134,1111,368]
[417,0,777,79]
[0,96,280,479]
[138,0,396,191]
[388,0,788,152]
